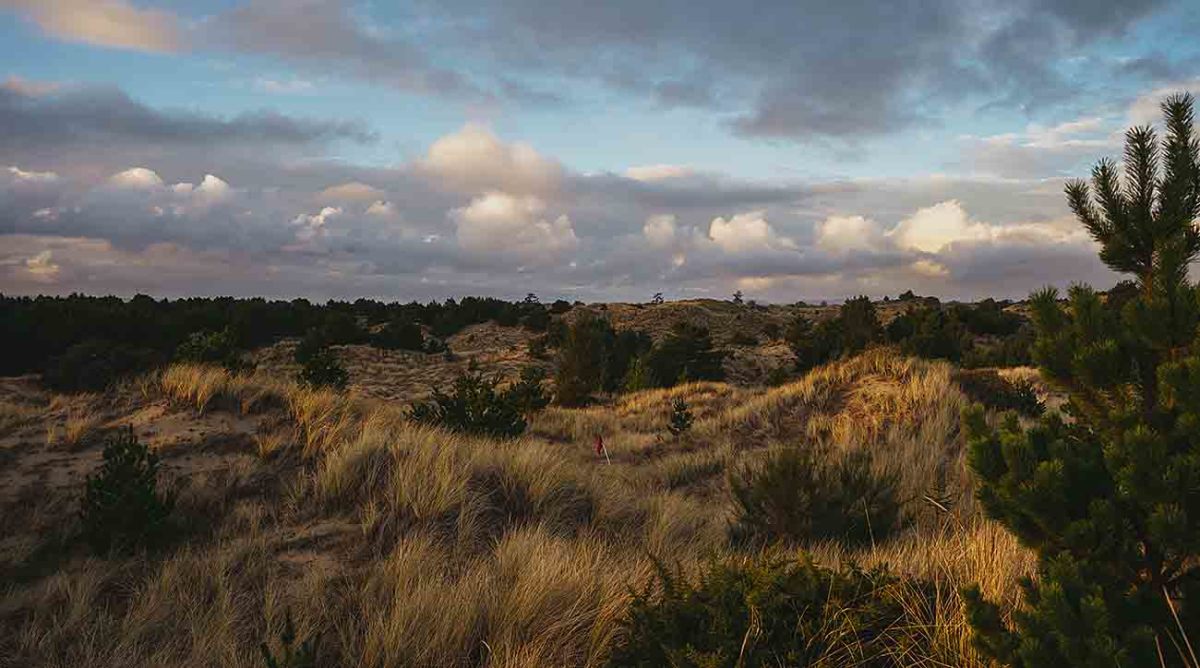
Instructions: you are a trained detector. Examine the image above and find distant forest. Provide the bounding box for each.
[0,293,563,378]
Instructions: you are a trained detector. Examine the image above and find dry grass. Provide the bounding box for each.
[1,349,1037,667]
[43,400,104,449]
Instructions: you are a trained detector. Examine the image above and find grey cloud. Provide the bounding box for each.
[419,0,1175,140]
[199,0,473,96]
[0,85,376,182]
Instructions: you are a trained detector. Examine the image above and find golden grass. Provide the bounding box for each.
[159,364,288,415]
[44,402,103,449]
[2,350,1037,667]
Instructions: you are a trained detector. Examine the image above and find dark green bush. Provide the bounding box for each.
[786,297,880,373]
[554,313,616,406]
[553,314,653,405]
[730,444,899,547]
[952,369,1043,417]
[644,322,725,387]
[369,318,425,351]
[666,398,693,437]
[43,340,163,393]
[296,347,348,390]
[409,371,526,438]
[293,329,327,365]
[80,427,174,554]
[609,555,926,667]
[175,327,246,370]
[505,366,550,416]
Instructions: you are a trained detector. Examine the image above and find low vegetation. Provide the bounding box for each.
[408,370,531,438]
[730,444,900,548]
[79,427,174,554]
[952,369,1043,418]
[612,556,930,667]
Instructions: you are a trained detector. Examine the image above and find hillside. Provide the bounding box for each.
[0,343,1037,667]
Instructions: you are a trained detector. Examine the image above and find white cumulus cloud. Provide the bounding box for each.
[421,123,563,195]
[451,191,577,263]
[708,211,795,253]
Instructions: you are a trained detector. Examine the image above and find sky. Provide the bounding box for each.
[2,0,1199,303]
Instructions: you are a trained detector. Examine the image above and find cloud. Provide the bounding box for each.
[425,0,1172,140]
[3,0,1185,144]
[707,211,795,254]
[199,0,470,96]
[959,115,1121,178]
[2,0,185,52]
[108,167,165,190]
[2,75,62,97]
[23,249,60,281]
[816,215,886,253]
[1128,78,1200,125]
[0,82,374,152]
[254,77,316,94]
[421,123,563,195]
[7,166,60,184]
[642,214,677,247]
[889,200,992,253]
[451,191,578,263]
[318,182,386,203]
[0,81,377,182]
[625,165,696,181]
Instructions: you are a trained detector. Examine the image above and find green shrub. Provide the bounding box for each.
[369,318,424,351]
[963,93,1200,667]
[409,371,526,438]
[505,366,550,416]
[666,398,693,437]
[43,340,163,393]
[423,337,448,354]
[293,329,327,365]
[609,555,926,667]
[785,297,880,373]
[730,444,899,547]
[554,313,616,406]
[296,348,348,390]
[80,427,174,554]
[644,322,725,387]
[553,315,652,405]
[952,369,1043,417]
[175,327,246,370]
[623,354,651,392]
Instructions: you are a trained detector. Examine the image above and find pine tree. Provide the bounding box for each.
[963,93,1200,666]
[667,397,693,437]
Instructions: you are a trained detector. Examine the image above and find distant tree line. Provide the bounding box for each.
[0,293,563,390]
[784,295,1036,373]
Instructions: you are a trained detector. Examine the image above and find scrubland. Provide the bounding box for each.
[0,348,1037,667]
